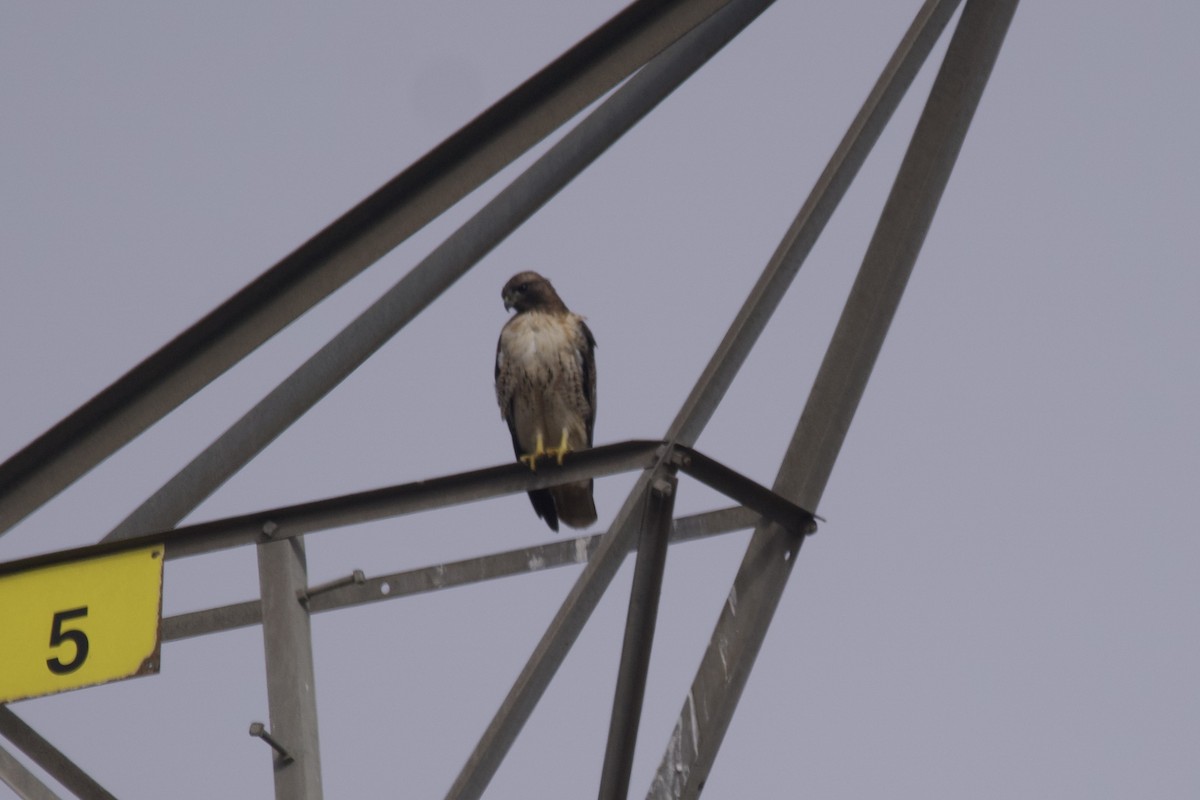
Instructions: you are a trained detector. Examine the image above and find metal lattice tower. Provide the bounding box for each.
[0,0,1018,797]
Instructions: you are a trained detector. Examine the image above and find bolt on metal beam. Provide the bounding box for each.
[249,722,295,766]
[648,1,1020,796]
[598,476,677,800]
[298,569,366,608]
[0,706,117,800]
[0,0,738,538]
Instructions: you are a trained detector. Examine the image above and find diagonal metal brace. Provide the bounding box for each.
[672,447,818,536]
[0,706,118,800]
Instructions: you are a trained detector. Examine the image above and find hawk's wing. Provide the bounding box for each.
[579,319,597,447]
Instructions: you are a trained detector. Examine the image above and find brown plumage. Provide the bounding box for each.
[495,271,597,532]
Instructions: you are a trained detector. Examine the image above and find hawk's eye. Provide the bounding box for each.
[517,283,529,293]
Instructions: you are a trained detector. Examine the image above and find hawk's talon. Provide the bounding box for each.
[545,428,572,466]
[519,432,547,471]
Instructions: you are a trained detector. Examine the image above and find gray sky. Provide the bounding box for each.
[2,1,1198,797]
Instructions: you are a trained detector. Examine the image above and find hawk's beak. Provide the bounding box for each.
[502,291,514,311]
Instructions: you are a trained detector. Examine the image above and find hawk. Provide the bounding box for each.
[495,271,597,531]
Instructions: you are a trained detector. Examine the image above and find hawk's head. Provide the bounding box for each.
[502,271,568,314]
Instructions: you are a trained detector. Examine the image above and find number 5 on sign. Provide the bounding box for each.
[0,545,163,704]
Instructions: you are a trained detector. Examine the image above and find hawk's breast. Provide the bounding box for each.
[496,310,591,439]
[499,312,579,385]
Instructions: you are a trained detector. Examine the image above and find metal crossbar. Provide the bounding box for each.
[0,441,804,579]
[160,507,759,643]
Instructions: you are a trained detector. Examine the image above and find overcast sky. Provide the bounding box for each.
[2,1,1198,797]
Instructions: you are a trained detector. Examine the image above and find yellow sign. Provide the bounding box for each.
[0,545,163,703]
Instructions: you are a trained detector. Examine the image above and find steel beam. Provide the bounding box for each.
[301,504,752,618]
[598,476,677,800]
[446,466,662,800]
[1,440,777,580]
[105,0,776,544]
[164,600,263,642]
[0,440,661,579]
[664,0,965,446]
[0,0,737,537]
[0,743,61,800]
[675,449,815,536]
[648,1,1020,796]
[646,521,799,800]
[163,506,759,643]
[0,707,116,800]
[258,537,322,799]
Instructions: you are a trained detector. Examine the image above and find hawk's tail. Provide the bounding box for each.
[526,488,560,532]
[552,480,597,530]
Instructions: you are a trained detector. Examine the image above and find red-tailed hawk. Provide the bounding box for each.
[495,271,597,531]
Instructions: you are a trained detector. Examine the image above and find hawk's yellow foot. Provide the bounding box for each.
[544,428,572,466]
[519,432,547,471]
